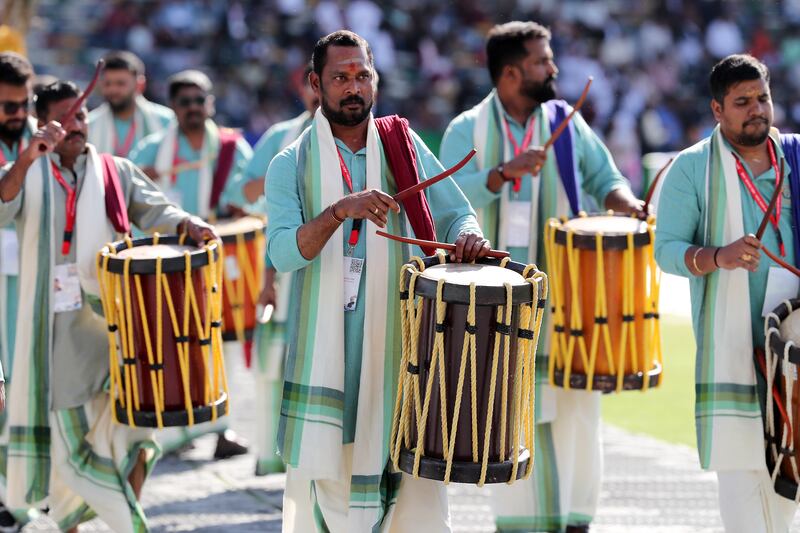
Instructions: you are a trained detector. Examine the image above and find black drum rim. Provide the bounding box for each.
[114,393,228,427]
[552,361,663,392]
[397,446,531,484]
[100,234,220,275]
[766,298,800,365]
[551,212,652,250]
[401,255,542,306]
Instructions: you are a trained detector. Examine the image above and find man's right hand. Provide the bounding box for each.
[22,121,65,163]
[716,234,761,272]
[332,189,400,228]
[487,147,548,192]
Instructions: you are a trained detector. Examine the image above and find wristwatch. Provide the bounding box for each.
[496,164,509,181]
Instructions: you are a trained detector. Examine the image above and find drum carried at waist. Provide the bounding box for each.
[759,299,800,501]
[96,234,229,428]
[215,215,266,343]
[544,212,663,392]
[389,253,547,486]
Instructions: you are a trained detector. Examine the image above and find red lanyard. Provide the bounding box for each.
[336,148,362,250]
[733,140,784,256]
[501,114,535,193]
[114,120,136,157]
[171,139,184,185]
[51,162,77,255]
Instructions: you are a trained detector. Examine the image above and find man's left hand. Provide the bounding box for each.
[180,215,221,244]
[451,232,491,263]
[604,188,647,219]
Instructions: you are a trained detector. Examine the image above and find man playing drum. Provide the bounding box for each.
[440,21,644,533]
[0,80,215,533]
[266,30,490,532]
[655,54,799,532]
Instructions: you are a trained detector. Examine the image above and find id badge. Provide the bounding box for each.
[0,229,19,276]
[762,266,800,317]
[53,263,82,313]
[343,256,364,312]
[506,201,532,248]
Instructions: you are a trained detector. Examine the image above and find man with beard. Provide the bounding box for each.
[440,21,643,532]
[0,80,216,533]
[267,30,490,531]
[130,69,252,459]
[655,55,799,531]
[241,61,318,477]
[88,51,173,158]
[0,50,35,533]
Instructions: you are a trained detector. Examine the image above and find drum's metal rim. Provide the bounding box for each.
[551,213,652,250]
[114,393,228,427]
[218,227,265,244]
[766,298,800,365]
[402,256,542,305]
[100,235,220,275]
[397,446,530,484]
[552,361,663,392]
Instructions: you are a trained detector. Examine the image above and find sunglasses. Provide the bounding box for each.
[0,98,29,115]
[175,95,206,108]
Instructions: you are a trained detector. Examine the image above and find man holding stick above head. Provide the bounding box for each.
[0,79,215,533]
[440,21,644,533]
[655,54,799,532]
[266,30,489,532]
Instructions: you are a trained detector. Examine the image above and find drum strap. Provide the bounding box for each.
[99,153,131,234]
[208,128,241,212]
[780,133,800,269]
[374,115,437,255]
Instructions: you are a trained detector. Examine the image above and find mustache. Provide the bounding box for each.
[65,132,85,141]
[340,96,365,107]
[744,117,768,127]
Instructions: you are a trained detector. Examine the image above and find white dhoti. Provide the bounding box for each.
[283,444,451,533]
[717,470,798,533]
[491,386,602,531]
[47,393,159,532]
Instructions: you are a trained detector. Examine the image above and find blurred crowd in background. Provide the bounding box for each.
[21,0,800,190]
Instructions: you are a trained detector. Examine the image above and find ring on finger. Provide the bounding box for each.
[372,207,379,215]
[742,253,752,261]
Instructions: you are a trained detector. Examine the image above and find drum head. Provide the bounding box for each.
[420,263,528,287]
[562,215,647,236]
[215,216,266,237]
[116,244,197,260]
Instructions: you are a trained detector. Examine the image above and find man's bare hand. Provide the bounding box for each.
[333,189,400,228]
[451,232,491,263]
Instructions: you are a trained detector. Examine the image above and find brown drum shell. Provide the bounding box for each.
[409,299,521,463]
[126,268,209,411]
[220,235,261,341]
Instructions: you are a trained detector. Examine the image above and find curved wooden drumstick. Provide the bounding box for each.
[642,156,674,215]
[542,76,593,152]
[393,149,476,202]
[375,230,510,258]
[756,159,785,241]
[39,59,105,151]
[761,244,800,277]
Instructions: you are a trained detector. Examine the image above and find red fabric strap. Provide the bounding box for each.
[373,115,437,255]
[100,153,131,235]
[209,128,241,211]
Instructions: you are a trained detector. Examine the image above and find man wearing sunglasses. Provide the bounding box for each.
[88,51,173,159]
[0,49,34,533]
[130,69,253,460]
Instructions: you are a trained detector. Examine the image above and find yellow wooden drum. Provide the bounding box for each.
[544,212,662,392]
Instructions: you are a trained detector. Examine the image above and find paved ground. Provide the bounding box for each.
[20,295,800,531]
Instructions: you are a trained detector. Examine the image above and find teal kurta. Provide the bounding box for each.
[655,136,796,352]
[439,104,626,264]
[88,99,174,158]
[266,128,480,443]
[129,127,253,216]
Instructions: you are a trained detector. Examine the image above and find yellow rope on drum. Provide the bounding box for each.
[499,282,512,462]
[133,273,164,428]
[645,221,662,386]
[121,257,140,424]
[97,248,123,423]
